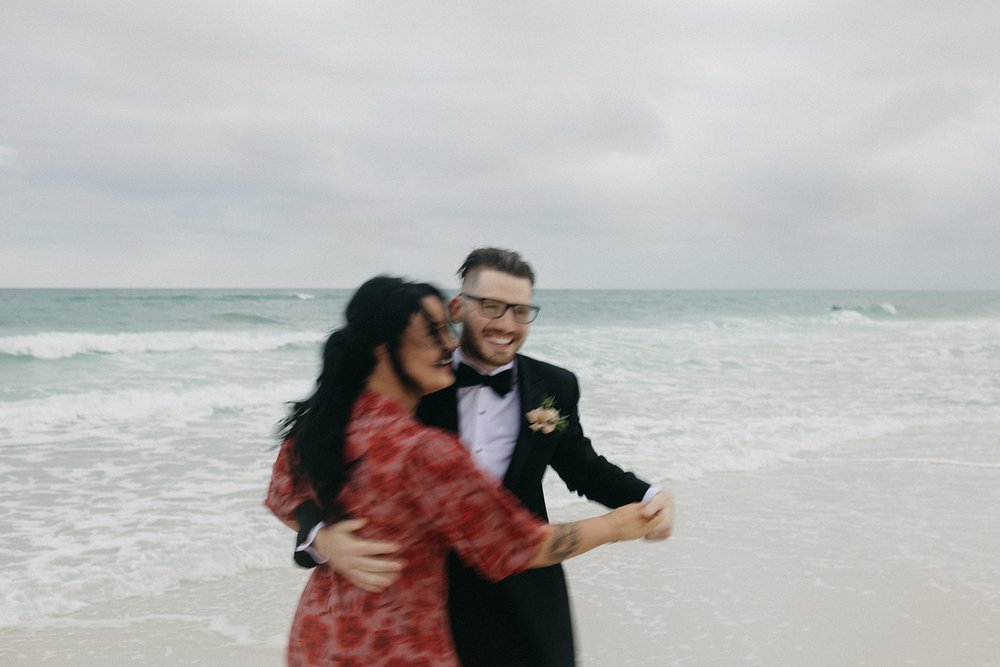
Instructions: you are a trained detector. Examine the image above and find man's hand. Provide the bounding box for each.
[640,489,675,541]
[313,518,404,593]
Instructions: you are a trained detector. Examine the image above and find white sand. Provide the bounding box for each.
[3,426,999,665]
[570,450,1000,665]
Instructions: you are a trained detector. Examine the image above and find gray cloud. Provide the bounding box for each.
[2,0,998,288]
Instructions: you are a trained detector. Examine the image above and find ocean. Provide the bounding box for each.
[2,288,999,646]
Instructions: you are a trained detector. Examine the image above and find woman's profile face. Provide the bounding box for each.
[398,296,459,397]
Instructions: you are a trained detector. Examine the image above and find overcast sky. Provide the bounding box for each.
[2,1,998,289]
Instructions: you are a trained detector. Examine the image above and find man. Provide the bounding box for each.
[290,248,674,666]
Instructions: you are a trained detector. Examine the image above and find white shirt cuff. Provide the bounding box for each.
[642,485,662,504]
[294,520,328,564]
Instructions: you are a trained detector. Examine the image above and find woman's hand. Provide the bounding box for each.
[604,503,660,542]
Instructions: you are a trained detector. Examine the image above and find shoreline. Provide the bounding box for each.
[3,426,999,665]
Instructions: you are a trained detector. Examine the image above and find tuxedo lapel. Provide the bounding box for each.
[502,356,546,490]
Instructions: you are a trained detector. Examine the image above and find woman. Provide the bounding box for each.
[266,276,656,666]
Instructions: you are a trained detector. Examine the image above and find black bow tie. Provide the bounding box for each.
[455,363,514,397]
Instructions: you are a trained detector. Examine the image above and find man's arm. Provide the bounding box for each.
[545,370,674,539]
[546,372,650,506]
[290,500,404,593]
[291,501,327,568]
[266,441,404,590]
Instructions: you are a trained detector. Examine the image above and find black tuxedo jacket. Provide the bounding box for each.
[416,354,651,667]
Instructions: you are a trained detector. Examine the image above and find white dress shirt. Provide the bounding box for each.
[453,349,520,482]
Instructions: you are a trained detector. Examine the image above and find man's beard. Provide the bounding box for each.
[460,326,519,369]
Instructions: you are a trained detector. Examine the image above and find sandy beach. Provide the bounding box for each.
[573,426,1000,665]
[3,424,998,666]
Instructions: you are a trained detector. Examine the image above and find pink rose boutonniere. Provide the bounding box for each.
[526,395,568,434]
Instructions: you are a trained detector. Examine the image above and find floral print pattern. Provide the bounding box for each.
[266,391,547,666]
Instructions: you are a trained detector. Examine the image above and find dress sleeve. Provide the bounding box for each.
[403,429,547,582]
[264,438,316,523]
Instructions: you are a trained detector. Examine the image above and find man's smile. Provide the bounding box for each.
[484,334,514,346]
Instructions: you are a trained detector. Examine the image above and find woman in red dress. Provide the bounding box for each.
[266,277,656,666]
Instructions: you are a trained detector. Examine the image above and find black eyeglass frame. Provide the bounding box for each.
[459,293,540,324]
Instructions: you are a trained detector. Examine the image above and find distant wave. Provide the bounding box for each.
[65,293,200,302]
[55,291,329,303]
[0,330,323,360]
[212,313,288,326]
[830,303,899,319]
[217,292,321,302]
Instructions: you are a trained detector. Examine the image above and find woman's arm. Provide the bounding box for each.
[407,427,661,582]
[528,502,655,568]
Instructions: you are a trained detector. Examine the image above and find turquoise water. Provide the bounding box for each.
[1,288,999,627]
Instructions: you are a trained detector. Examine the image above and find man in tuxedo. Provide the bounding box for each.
[290,247,674,666]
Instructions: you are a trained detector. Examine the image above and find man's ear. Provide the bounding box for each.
[447,296,463,324]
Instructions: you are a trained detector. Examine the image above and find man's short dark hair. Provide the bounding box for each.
[457,247,535,285]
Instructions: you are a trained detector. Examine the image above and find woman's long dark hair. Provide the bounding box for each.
[282,276,445,510]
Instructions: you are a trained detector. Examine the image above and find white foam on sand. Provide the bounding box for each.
[821,456,1000,469]
[0,379,306,446]
[3,423,998,665]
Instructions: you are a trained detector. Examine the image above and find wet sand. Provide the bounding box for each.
[3,426,998,665]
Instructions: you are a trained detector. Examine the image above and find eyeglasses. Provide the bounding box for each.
[460,293,540,324]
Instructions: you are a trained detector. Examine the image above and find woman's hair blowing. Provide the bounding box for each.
[282,276,444,509]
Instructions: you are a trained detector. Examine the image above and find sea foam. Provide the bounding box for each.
[0,330,322,360]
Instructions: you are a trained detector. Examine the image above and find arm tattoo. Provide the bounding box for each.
[547,523,581,562]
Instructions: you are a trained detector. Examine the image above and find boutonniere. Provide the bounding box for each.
[526,395,568,434]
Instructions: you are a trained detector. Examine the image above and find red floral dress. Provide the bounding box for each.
[265,391,547,666]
